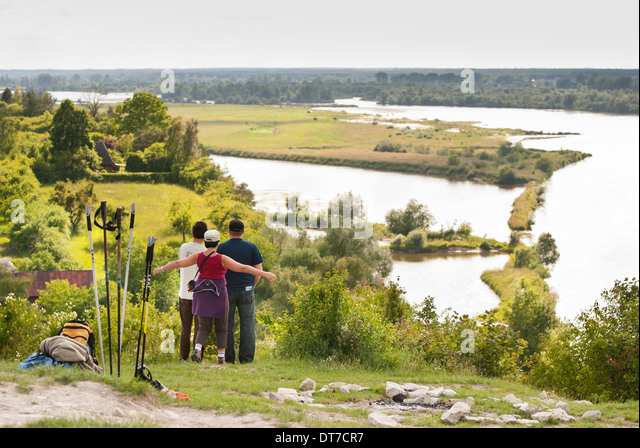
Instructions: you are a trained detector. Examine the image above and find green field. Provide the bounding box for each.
[167,103,587,184]
[66,182,212,270]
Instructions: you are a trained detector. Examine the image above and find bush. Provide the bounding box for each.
[272,272,396,367]
[526,278,639,401]
[36,279,93,320]
[405,229,425,250]
[125,153,146,172]
[393,301,526,378]
[505,289,557,358]
[374,140,405,153]
[498,165,516,185]
[0,294,68,361]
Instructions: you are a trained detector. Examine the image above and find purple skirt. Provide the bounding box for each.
[191,277,228,319]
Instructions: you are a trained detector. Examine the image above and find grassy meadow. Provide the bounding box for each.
[167,103,587,184]
[60,182,212,270]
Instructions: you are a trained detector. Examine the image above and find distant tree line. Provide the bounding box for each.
[1,69,638,114]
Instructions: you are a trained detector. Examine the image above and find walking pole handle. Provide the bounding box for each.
[129,203,135,229]
[86,205,92,231]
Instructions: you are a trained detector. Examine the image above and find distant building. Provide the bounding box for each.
[12,270,93,302]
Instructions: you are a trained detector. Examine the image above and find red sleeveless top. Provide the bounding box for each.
[197,252,227,279]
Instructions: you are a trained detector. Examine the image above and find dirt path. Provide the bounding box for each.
[0,380,278,428]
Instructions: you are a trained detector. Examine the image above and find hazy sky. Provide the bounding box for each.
[1,0,638,70]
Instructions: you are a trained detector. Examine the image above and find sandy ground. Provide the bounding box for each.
[0,380,279,428]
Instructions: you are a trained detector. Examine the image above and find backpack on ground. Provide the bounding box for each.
[59,320,96,358]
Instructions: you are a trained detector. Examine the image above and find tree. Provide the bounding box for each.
[113,92,170,136]
[1,87,12,104]
[169,200,195,242]
[49,179,98,231]
[49,99,101,181]
[82,89,104,118]
[535,232,559,267]
[0,115,18,154]
[165,116,201,168]
[506,289,557,358]
[385,199,434,236]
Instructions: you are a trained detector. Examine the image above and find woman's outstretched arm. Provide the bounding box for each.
[221,255,277,282]
[153,252,199,276]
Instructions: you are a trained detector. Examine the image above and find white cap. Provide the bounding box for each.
[204,229,220,243]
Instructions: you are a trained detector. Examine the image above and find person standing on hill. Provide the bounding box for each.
[154,229,276,364]
[177,221,207,361]
[217,219,263,364]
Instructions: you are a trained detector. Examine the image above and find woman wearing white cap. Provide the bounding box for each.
[153,229,276,364]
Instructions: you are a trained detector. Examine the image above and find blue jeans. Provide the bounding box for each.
[226,288,256,364]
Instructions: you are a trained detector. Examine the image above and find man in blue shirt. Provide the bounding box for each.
[217,219,263,364]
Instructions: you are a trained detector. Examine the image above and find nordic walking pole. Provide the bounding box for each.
[100,200,113,375]
[87,206,105,374]
[120,203,135,372]
[115,206,123,377]
[135,236,156,379]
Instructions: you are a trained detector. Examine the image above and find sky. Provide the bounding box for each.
[0,0,638,70]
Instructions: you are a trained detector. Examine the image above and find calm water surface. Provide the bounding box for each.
[211,99,639,320]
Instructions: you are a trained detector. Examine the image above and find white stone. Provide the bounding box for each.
[516,418,540,426]
[532,408,574,422]
[555,401,570,412]
[441,402,471,425]
[498,414,520,424]
[550,408,574,422]
[300,378,316,391]
[573,400,593,406]
[421,395,442,406]
[581,410,602,420]
[408,388,428,399]
[462,416,497,425]
[442,389,458,397]
[426,386,444,397]
[277,388,299,401]
[385,381,405,398]
[368,412,402,428]
[517,402,544,416]
[503,393,522,404]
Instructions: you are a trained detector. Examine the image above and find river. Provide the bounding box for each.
[210,98,639,321]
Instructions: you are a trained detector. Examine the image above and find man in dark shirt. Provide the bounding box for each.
[217,219,263,364]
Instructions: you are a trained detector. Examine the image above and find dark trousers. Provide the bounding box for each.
[179,298,199,360]
[194,315,228,350]
[226,289,256,364]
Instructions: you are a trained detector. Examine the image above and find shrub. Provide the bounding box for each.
[272,272,396,367]
[405,229,425,250]
[36,280,93,320]
[374,140,405,153]
[505,289,557,358]
[526,278,639,401]
[389,234,405,248]
[0,294,64,361]
[498,165,516,184]
[394,303,526,378]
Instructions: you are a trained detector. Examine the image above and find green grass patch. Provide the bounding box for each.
[168,104,589,185]
[509,181,545,231]
[67,182,211,269]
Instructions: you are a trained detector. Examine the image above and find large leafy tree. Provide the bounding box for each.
[113,92,170,136]
[49,99,100,181]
